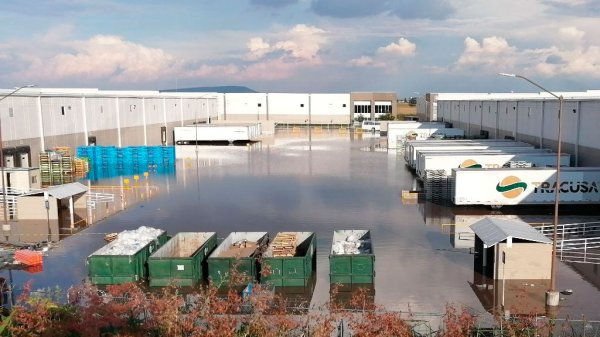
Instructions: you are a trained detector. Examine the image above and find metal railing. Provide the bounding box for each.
[87,192,115,209]
[534,222,600,264]
[0,195,17,217]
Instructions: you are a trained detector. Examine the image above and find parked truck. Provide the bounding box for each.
[452,167,600,206]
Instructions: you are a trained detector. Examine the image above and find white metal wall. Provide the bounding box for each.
[269,93,309,116]
[224,93,267,116]
[85,97,119,132]
[144,98,164,125]
[41,97,86,137]
[0,96,40,141]
[118,97,144,128]
[310,94,350,116]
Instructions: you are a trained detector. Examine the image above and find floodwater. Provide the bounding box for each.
[3,129,600,319]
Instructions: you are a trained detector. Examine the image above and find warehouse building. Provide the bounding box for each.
[0,88,400,166]
[416,90,600,166]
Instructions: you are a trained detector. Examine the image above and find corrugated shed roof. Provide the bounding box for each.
[24,182,87,199]
[470,217,551,247]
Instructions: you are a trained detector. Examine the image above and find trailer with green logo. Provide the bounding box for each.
[452,167,600,206]
[207,232,269,287]
[148,232,217,287]
[329,230,374,285]
[262,232,316,287]
[87,226,168,285]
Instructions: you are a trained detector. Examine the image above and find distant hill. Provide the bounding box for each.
[160,86,257,93]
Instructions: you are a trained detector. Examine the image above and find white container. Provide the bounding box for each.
[452,167,600,206]
[407,142,535,168]
[415,149,551,174]
[403,139,520,162]
[388,127,465,149]
[417,152,570,178]
[174,123,261,144]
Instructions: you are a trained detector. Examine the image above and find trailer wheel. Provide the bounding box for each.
[490,205,503,210]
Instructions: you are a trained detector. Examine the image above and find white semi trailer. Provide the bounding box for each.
[414,148,551,174]
[403,139,519,162]
[452,167,600,206]
[174,123,261,144]
[407,142,535,168]
[388,127,466,149]
[417,152,570,178]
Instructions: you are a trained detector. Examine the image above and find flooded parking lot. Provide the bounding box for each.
[4,129,600,319]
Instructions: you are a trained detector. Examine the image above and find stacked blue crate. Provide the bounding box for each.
[76,145,175,181]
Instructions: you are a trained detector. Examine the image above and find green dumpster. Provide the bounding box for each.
[87,226,168,285]
[148,232,217,287]
[207,232,268,287]
[262,232,316,287]
[329,230,375,285]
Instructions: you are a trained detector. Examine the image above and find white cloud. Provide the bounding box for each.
[455,36,517,70]
[558,26,585,43]
[348,56,384,67]
[245,24,327,63]
[246,37,271,61]
[20,35,178,82]
[377,38,416,56]
[451,32,600,78]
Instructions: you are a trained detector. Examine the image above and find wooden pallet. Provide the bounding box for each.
[271,232,297,257]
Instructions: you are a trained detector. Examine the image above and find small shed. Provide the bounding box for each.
[15,182,88,241]
[470,217,552,280]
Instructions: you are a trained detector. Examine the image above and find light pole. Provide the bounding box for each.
[499,73,562,306]
[0,85,36,236]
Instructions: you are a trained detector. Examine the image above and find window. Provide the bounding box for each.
[8,108,13,117]
[32,176,37,184]
[342,104,347,107]
[257,103,262,107]
[61,106,65,115]
[300,104,304,107]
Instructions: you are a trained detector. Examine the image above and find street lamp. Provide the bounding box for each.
[0,85,36,236]
[499,73,562,307]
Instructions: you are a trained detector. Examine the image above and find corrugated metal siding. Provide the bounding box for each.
[85,97,119,132]
[41,97,85,137]
[579,101,600,148]
[1,96,40,141]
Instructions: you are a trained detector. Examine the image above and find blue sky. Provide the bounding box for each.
[0,0,598,96]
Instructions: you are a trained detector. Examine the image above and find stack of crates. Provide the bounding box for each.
[39,152,51,186]
[61,155,74,183]
[424,169,450,201]
[76,145,176,180]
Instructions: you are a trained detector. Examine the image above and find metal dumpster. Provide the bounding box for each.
[262,232,316,287]
[87,226,168,285]
[207,232,268,287]
[148,232,217,287]
[329,230,375,285]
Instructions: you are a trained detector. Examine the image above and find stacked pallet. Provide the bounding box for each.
[271,232,297,257]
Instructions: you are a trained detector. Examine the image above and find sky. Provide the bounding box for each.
[0,0,599,97]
